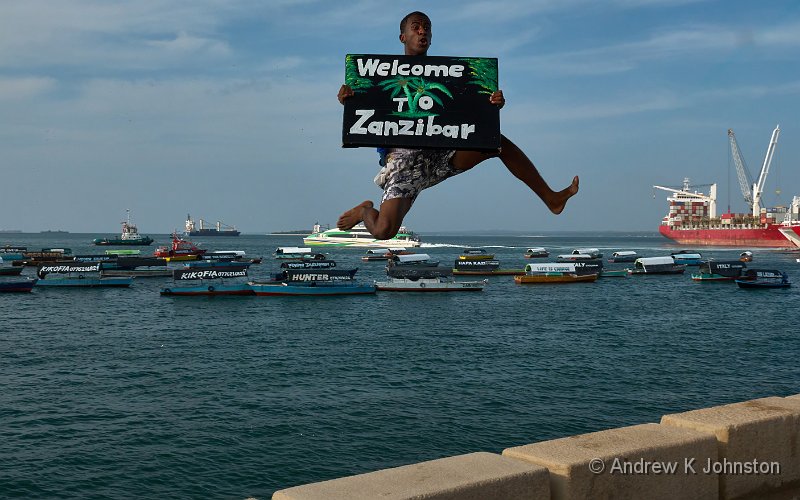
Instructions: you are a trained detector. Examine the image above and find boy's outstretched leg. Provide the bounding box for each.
[337,197,413,240]
[498,136,578,214]
[451,134,579,214]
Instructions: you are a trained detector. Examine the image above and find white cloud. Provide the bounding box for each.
[0,76,56,99]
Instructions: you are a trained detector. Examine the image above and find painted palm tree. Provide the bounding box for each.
[378,76,453,118]
[459,57,498,95]
[345,54,374,92]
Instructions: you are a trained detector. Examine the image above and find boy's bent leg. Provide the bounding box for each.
[337,197,413,240]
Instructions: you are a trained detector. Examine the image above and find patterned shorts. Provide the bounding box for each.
[374,148,460,204]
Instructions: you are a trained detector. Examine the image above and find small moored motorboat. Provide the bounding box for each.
[629,256,686,275]
[0,279,37,293]
[691,260,746,281]
[35,262,133,287]
[608,251,637,263]
[735,269,791,289]
[670,251,703,266]
[515,263,599,284]
[457,248,495,261]
[523,247,549,258]
[160,264,253,296]
[154,233,206,261]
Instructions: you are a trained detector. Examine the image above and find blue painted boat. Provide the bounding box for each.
[160,264,253,296]
[249,265,374,296]
[0,279,37,293]
[671,251,703,266]
[35,262,133,287]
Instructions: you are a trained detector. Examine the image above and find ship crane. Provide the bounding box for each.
[728,129,754,205]
[652,178,717,219]
[728,125,780,216]
[752,125,780,216]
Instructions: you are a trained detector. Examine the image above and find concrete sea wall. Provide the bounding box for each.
[272,394,800,499]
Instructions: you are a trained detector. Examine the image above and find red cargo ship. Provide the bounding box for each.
[655,126,800,248]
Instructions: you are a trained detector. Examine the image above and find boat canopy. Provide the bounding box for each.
[275,247,312,254]
[573,248,600,256]
[635,256,675,267]
[526,247,547,253]
[612,251,637,257]
[394,253,432,263]
[557,254,593,260]
[210,250,246,257]
[173,266,249,280]
[699,260,746,276]
[462,248,487,254]
[525,263,576,273]
[365,249,384,255]
[105,249,141,255]
[671,253,702,260]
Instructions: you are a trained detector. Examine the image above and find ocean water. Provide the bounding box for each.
[1,232,798,498]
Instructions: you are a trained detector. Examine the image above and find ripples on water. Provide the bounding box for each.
[1,233,798,498]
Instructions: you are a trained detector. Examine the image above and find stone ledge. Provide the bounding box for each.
[272,451,549,500]
[661,396,800,500]
[502,422,717,500]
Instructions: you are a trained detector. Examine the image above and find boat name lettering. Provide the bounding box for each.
[39,264,100,273]
[291,273,331,282]
[178,269,247,280]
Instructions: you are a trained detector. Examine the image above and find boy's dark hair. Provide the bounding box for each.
[400,11,429,33]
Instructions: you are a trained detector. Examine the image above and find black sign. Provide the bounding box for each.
[343,54,500,151]
[38,262,101,277]
[281,260,337,269]
[173,266,249,280]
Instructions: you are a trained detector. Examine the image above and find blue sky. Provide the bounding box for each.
[1,0,799,233]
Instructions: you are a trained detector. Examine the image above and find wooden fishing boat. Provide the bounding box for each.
[691,260,746,281]
[249,281,376,296]
[629,256,686,275]
[36,262,133,287]
[608,251,637,263]
[515,273,598,284]
[0,279,37,292]
[160,264,253,296]
[523,247,549,258]
[515,262,599,284]
[101,257,172,277]
[249,265,374,296]
[457,248,495,261]
[376,277,487,291]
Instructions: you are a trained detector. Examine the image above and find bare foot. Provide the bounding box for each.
[337,201,373,230]
[547,176,579,215]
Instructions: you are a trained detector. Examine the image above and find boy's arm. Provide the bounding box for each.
[338,84,354,104]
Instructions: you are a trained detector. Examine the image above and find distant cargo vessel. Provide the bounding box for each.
[185,214,240,237]
[655,126,800,248]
